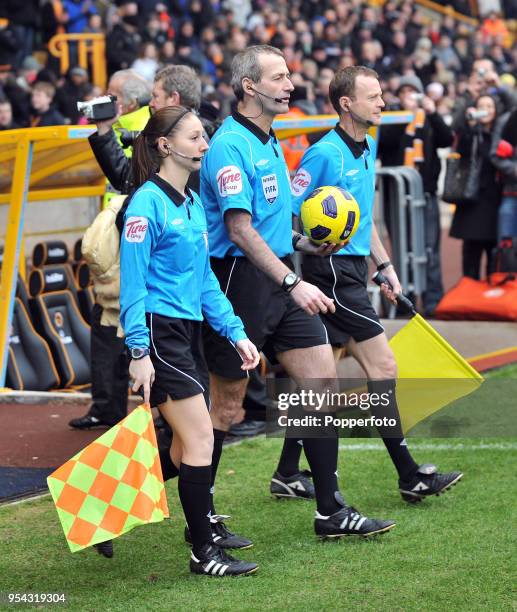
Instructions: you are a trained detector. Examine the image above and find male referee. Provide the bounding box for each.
[201,46,395,540]
[289,66,463,503]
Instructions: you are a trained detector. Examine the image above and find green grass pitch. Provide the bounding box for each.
[0,366,515,610]
[1,435,516,611]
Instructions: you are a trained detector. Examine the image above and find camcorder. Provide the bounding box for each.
[466,109,489,121]
[77,95,117,121]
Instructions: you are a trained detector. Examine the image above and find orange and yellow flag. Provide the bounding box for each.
[47,404,169,552]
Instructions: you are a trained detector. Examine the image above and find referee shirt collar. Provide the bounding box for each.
[149,174,194,207]
[335,123,370,159]
[232,110,276,145]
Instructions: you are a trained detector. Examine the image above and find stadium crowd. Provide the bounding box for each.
[0,0,516,128]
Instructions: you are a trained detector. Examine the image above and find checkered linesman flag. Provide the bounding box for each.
[47,405,169,552]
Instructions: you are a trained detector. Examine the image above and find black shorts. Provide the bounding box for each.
[301,254,384,346]
[203,256,329,380]
[146,313,210,406]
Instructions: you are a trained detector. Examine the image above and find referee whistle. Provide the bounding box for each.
[372,271,416,314]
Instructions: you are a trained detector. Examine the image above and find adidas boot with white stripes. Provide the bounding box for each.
[398,464,463,503]
[190,544,258,577]
[270,470,315,499]
[185,514,253,549]
[314,501,396,539]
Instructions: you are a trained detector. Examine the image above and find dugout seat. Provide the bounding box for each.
[6,298,60,391]
[73,238,83,264]
[32,240,70,268]
[31,240,79,302]
[16,274,30,312]
[75,261,95,324]
[28,266,91,388]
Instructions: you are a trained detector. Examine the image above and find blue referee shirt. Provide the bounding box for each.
[201,111,293,258]
[291,125,377,257]
[120,174,247,349]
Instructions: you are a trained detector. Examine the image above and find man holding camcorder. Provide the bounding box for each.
[69,69,152,432]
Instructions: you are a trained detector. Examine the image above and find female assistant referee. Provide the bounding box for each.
[120,106,259,577]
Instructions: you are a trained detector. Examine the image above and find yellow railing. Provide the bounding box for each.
[0,125,106,388]
[415,0,479,25]
[47,33,107,90]
[368,0,479,25]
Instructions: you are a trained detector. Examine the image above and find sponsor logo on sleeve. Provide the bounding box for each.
[261,173,279,204]
[216,165,243,197]
[291,168,311,197]
[125,216,148,243]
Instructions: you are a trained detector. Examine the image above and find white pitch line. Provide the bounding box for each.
[339,442,517,451]
[227,436,517,451]
[0,491,51,507]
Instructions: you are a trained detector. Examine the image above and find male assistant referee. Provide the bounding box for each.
[291,66,463,503]
[201,47,396,540]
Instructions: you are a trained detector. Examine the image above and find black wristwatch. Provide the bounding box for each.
[377,261,392,271]
[129,347,150,360]
[292,232,303,251]
[282,272,301,293]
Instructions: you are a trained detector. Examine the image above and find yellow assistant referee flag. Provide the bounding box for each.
[389,314,483,434]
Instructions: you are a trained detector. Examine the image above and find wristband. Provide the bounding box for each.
[376,261,392,272]
[292,232,303,251]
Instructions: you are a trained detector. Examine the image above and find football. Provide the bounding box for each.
[300,186,361,245]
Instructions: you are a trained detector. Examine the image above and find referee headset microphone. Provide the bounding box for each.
[160,109,205,162]
[164,143,203,163]
[239,82,289,121]
[344,98,373,169]
[248,86,286,104]
[344,100,375,127]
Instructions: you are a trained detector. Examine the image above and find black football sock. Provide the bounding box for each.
[302,435,341,516]
[160,447,179,481]
[209,429,226,515]
[178,463,212,556]
[276,437,303,477]
[367,379,419,481]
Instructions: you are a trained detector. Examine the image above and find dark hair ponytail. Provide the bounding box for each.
[131,105,192,188]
